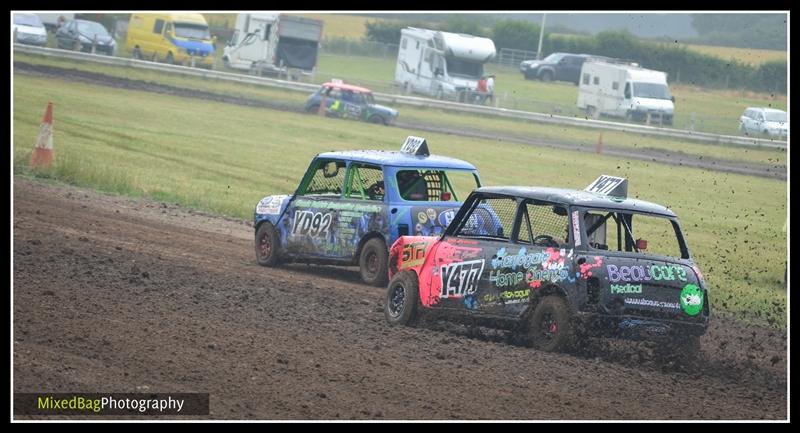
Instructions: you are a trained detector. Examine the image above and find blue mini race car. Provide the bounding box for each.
[254,136,482,286]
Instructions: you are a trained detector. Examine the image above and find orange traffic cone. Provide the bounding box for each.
[30,102,54,168]
[595,133,603,154]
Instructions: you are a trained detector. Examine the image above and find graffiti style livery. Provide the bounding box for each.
[305,82,399,126]
[254,137,482,286]
[385,175,710,352]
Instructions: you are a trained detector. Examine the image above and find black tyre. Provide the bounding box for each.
[306,104,320,114]
[166,52,175,65]
[435,87,444,100]
[254,222,280,267]
[540,70,554,82]
[359,238,388,287]
[369,115,385,125]
[132,47,142,60]
[528,296,574,352]
[385,271,420,326]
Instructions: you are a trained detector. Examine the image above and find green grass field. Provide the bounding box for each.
[40,21,787,138]
[14,52,787,168]
[12,73,786,327]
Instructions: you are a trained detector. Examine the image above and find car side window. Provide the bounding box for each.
[301,159,346,197]
[455,197,517,241]
[153,19,164,35]
[345,164,384,201]
[522,201,570,247]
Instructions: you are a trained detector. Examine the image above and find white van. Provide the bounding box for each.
[395,27,496,101]
[577,60,675,125]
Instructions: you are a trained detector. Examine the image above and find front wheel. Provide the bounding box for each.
[528,295,574,352]
[359,238,388,287]
[385,271,420,326]
[132,47,142,59]
[166,52,175,65]
[368,115,385,125]
[255,222,280,266]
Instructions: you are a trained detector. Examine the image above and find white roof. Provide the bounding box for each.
[403,27,496,61]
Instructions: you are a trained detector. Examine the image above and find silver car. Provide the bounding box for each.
[13,13,48,46]
[739,107,788,139]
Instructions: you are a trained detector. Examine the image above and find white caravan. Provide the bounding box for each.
[223,13,323,74]
[395,27,496,101]
[577,60,675,125]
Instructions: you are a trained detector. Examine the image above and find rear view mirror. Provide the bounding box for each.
[636,238,648,251]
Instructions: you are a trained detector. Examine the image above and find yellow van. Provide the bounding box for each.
[126,13,215,68]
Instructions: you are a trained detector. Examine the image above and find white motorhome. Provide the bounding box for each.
[395,27,496,101]
[223,13,323,74]
[577,60,675,125]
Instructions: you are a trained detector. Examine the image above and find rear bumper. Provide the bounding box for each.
[576,312,709,338]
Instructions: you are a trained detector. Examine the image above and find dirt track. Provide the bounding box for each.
[13,177,787,420]
[13,61,787,181]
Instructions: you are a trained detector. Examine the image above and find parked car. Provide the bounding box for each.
[56,19,116,56]
[385,175,710,353]
[739,107,788,139]
[520,53,614,84]
[13,13,48,46]
[305,82,399,126]
[253,136,482,286]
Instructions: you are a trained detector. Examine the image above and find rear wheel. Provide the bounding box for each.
[435,87,444,100]
[540,70,554,82]
[385,271,420,326]
[306,104,320,114]
[359,238,388,287]
[369,115,385,125]
[528,296,574,352]
[255,222,280,267]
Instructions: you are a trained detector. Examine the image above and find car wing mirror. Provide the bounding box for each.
[635,238,648,251]
[670,96,675,103]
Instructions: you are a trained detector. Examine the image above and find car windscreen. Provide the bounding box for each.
[77,21,109,37]
[765,111,787,122]
[445,57,483,79]
[583,210,687,259]
[543,53,566,63]
[174,23,210,40]
[396,169,479,202]
[632,82,671,100]
[15,14,43,27]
